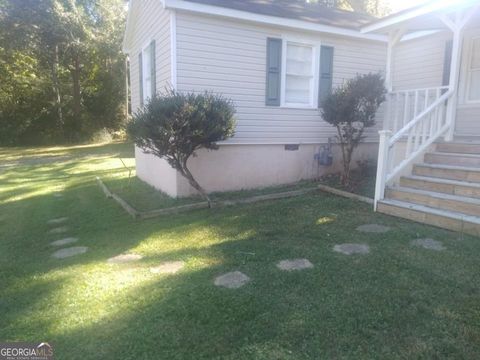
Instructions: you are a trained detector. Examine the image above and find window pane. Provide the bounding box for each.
[469,70,480,101]
[286,44,312,76]
[285,75,311,104]
[472,38,480,69]
[143,47,152,100]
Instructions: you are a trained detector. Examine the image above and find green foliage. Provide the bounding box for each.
[321,73,386,186]
[128,90,236,204]
[0,0,127,145]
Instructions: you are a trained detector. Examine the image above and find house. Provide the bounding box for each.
[123,0,387,196]
[123,0,480,235]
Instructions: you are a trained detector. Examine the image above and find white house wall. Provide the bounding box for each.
[129,0,172,112]
[174,11,387,145]
[392,31,452,91]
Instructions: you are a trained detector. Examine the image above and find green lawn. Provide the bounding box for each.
[1,142,480,359]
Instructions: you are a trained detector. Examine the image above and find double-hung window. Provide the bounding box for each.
[142,44,152,103]
[467,36,480,102]
[282,41,317,108]
[139,40,156,106]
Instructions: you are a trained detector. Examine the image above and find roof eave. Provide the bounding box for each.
[361,0,478,34]
[164,0,387,42]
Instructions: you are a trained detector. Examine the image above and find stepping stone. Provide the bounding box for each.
[107,253,143,264]
[48,226,68,234]
[276,258,314,271]
[47,217,68,225]
[333,243,370,255]
[52,246,88,259]
[50,237,79,247]
[411,238,446,251]
[150,261,185,274]
[356,224,391,233]
[214,271,250,289]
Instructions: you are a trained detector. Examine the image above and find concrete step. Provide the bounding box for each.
[436,142,480,155]
[377,199,480,237]
[400,175,480,199]
[386,186,480,218]
[424,152,480,167]
[413,163,480,183]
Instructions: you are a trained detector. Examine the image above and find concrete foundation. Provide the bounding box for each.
[135,143,379,197]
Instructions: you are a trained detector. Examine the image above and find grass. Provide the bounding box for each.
[1,142,480,359]
[319,162,377,198]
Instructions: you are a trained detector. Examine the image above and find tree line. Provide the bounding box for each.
[0,0,128,145]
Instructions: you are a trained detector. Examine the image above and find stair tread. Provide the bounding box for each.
[378,199,480,224]
[427,151,480,159]
[415,163,480,172]
[403,175,480,188]
[388,186,480,205]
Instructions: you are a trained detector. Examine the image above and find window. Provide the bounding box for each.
[468,37,480,102]
[282,41,317,107]
[142,44,152,103]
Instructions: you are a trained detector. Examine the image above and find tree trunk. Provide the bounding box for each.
[70,52,82,137]
[181,162,212,207]
[51,44,63,131]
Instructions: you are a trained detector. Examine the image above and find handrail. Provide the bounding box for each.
[374,86,455,210]
[389,86,449,94]
[388,89,454,145]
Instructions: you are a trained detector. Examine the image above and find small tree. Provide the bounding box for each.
[321,73,386,186]
[127,90,236,206]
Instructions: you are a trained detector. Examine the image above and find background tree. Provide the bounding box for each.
[0,0,128,145]
[127,91,236,206]
[321,73,386,187]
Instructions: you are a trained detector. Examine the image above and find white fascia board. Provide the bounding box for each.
[122,0,134,53]
[361,0,477,34]
[164,0,386,42]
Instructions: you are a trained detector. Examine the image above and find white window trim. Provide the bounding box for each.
[141,40,153,104]
[465,35,480,105]
[280,38,320,109]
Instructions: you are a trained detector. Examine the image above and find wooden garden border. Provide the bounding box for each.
[96,177,321,220]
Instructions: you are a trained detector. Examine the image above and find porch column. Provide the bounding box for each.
[439,7,479,141]
[385,29,404,92]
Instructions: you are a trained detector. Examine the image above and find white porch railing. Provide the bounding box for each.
[374,86,454,209]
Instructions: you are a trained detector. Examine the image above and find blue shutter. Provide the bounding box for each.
[318,45,334,107]
[442,39,453,87]
[150,40,156,96]
[138,52,143,106]
[266,38,282,106]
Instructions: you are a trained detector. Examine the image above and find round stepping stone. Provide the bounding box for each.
[107,253,143,264]
[50,237,79,247]
[47,217,68,225]
[214,271,250,289]
[356,224,391,233]
[52,246,88,259]
[48,226,68,234]
[276,258,314,271]
[411,238,446,251]
[150,261,185,274]
[333,243,370,255]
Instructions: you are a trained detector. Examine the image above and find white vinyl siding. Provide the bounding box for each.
[175,12,387,144]
[129,0,171,112]
[392,31,452,91]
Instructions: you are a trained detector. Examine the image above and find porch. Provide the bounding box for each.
[362,0,480,235]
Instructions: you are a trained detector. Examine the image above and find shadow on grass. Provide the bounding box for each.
[2,142,480,359]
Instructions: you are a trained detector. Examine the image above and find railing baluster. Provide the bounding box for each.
[394,92,400,132]
[403,91,409,128]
